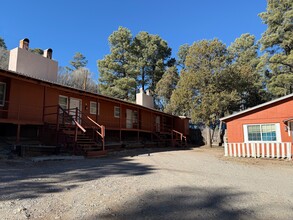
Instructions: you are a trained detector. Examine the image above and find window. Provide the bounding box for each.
[244,124,280,142]
[0,82,6,106]
[133,111,138,124]
[59,96,68,110]
[114,106,120,118]
[90,101,97,114]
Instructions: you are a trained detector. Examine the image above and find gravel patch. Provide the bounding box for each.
[0,147,292,220]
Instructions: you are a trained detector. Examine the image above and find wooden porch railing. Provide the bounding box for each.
[44,105,106,152]
[44,105,87,151]
[172,129,187,147]
[68,107,105,151]
[224,142,292,160]
[86,116,105,151]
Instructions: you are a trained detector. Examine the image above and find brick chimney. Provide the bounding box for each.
[136,88,154,108]
[43,48,53,59]
[19,38,29,50]
[9,38,58,82]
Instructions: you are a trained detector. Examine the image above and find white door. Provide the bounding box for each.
[156,116,160,132]
[70,98,82,123]
[290,122,293,140]
[126,109,133,128]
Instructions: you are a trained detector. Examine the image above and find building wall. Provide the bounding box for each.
[173,117,190,136]
[225,99,293,143]
[9,47,58,82]
[8,78,44,122]
[140,110,153,131]
[98,100,121,128]
[0,70,189,136]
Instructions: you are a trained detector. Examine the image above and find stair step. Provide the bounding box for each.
[82,146,102,151]
[76,139,91,142]
[86,150,107,158]
[63,131,84,135]
[78,143,100,148]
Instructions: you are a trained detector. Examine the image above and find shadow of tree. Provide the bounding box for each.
[107,147,194,158]
[0,157,156,201]
[94,186,255,220]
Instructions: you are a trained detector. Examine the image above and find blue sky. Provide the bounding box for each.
[0,0,267,79]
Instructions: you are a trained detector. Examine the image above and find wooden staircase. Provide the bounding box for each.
[172,130,187,147]
[151,130,187,148]
[44,105,106,158]
[66,128,106,157]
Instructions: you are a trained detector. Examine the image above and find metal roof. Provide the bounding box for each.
[0,68,179,118]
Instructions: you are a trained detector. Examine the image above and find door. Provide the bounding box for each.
[70,97,82,123]
[126,109,133,128]
[156,116,160,132]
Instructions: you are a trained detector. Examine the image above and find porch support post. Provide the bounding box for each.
[16,124,21,144]
[137,131,139,142]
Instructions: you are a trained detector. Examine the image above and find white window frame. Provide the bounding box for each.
[114,106,120,118]
[90,101,97,115]
[243,123,281,143]
[0,82,6,107]
[59,95,68,110]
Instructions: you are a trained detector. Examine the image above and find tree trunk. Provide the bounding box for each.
[83,73,88,90]
[142,68,145,91]
[217,121,223,146]
[206,127,212,147]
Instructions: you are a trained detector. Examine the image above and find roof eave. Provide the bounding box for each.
[220,93,293,121]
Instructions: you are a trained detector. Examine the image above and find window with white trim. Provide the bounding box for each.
[90,101,97,114]
[244,124,280,142]
[114,106,120,118]
[59,95,68,110]
[0,82,6,106]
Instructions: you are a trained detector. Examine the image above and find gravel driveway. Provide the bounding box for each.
[0,147,293,220]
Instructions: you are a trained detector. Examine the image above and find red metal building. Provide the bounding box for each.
[0,39,189,156]
[221,94,293,160]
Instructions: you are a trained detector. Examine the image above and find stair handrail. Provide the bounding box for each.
[72,108,105,151]
[73,119,86,133]
[58,106,86,145]
[86,116,105,138]
[72,108,105,136]
[172,129,187,142]
[44,105,86,132]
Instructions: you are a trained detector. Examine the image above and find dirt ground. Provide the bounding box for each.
[0,146,293,220]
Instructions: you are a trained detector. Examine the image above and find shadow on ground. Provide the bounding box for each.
[107,147,195,158]
[92,186,255,220]
[0,156,156,201]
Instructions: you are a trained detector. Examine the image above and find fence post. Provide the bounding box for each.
[276,143,280,158]
[256,143,260,158]
[242,143,245,157]
[287,143,292,160]
[224,143,228,156]
[246,144,250,157]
